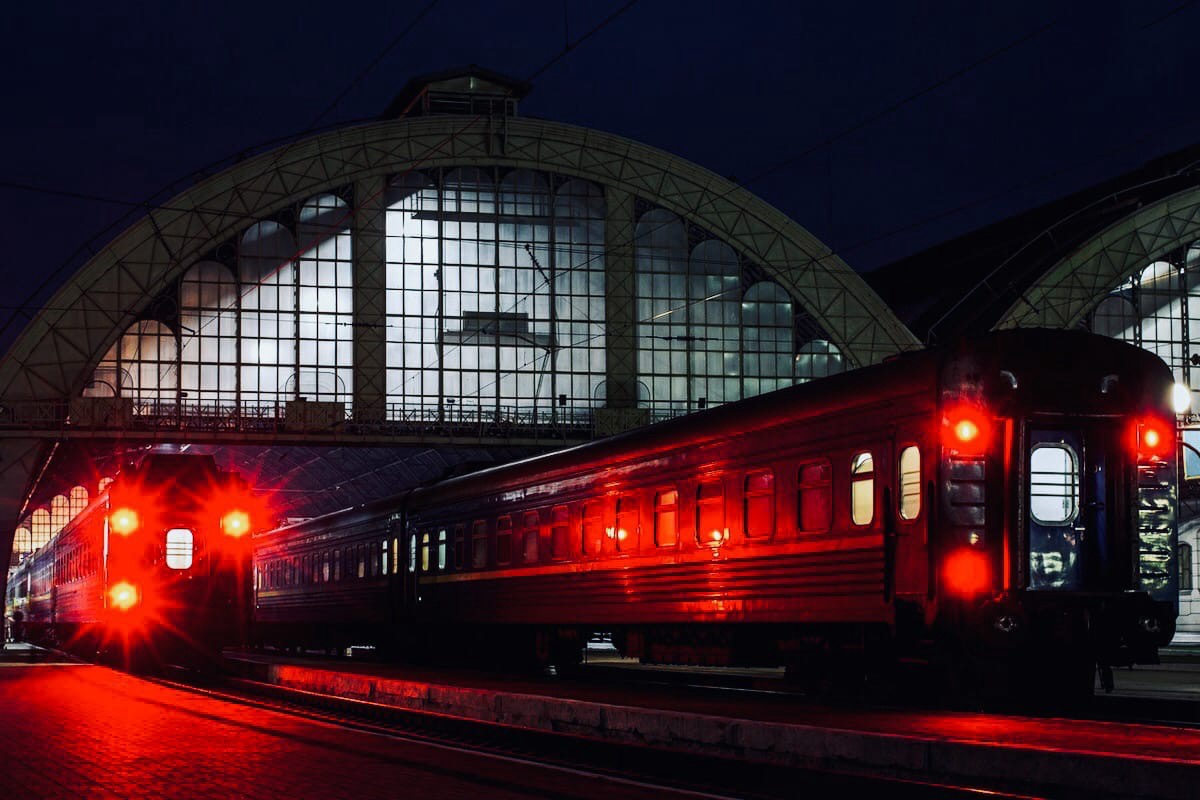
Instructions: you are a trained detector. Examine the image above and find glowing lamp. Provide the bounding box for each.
[221,509,251,537]
[1136,419,1172,461]
[109,508,139,536]
[954,419,979,443]
[1172,383,1192,415]
[941,404,990,454]
[108,581,139,611]
[943,549,990,596]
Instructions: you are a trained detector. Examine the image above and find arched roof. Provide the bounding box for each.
[0,114,917,402]
[997,185,1200,329]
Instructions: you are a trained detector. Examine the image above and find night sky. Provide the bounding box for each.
[2,1,1198,349]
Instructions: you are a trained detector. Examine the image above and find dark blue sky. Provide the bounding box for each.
[2,1,1198,342]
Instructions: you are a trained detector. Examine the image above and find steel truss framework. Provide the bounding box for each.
[997,187,1200,330]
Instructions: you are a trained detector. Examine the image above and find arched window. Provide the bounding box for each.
[294,193,354,407]
[240,220,298,410]
[180,261,238,406]
[635,209,689,415]
[91,321,178,405]
[688,239,741,407]
[795,339,845,383]
[742,282,794,397]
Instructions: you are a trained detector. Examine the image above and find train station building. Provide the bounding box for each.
[4,67,1200,633]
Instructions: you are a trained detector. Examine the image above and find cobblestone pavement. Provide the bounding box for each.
[0,663,682,799]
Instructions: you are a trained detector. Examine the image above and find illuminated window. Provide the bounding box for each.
[333,549,341,581]
[898,446,921,521]
[743,470,774,538]
[322,552,331,582]
[381,539,389,575]
[582,502,603,555]
[523,512,540,563]
[496,516,513,565]
[1181,542,1194,592]
[472,520,488,568]
[165,529,194,570]
[696,480,725,546]
[798,461,832,533]
[1030,444,1078,525]
[654,489,678,547]
[408,534,417,573]
[851,452,874,526]
[615,497,638,551]
[437,529,448,570]
[551,506,569,560]
[421,532,431,572]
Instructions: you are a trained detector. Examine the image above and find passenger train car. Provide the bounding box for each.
[5,454,262,667]
[252,329,1179,696]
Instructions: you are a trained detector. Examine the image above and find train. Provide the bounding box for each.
[5,453,261,668]
[250,329,1180,698]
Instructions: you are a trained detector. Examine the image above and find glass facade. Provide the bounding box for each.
[82,169,845,426]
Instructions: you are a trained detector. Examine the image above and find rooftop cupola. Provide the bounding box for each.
[380,66,530,120]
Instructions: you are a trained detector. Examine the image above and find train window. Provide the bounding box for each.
[696,480,726,547]
[654,489,678,547]
[472,521,488,568]
[392,537,400,576]
[743,471,774,539]
[454,525,465,569]
[582,502,603,555]
[407,534,417,573]
[496,516,513,565]
[1030,444,1079,525]
[358,545,367,579]
[372,541,381,576]
[381,540,389,575]
[1181,542,1194,592]
[523,512,540,563]
[898,446,921,520]
[322,552,331,583]
[438,529,448,570]
[421,532,431,572]
[551,506,570,559]
[615,497,638,551]
[851,452,875,526]
[165,529,193,569]
[333,549,341,581]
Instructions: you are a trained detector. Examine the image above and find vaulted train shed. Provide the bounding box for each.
[1,69,918,568]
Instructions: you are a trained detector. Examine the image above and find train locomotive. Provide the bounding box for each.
[5,453,261,668]
[253,329,1179,697]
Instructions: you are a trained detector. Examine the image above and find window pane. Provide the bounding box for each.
[1030,444,1079,524]
[616,497,638,551]
[798,461,832,533]
[743,470,774,538]
[165,529,193,570]
[552,506,569,559]
[851,451,874,526]
[582,503,603,555]
[472,521,488,568]
[899,446,921,520]
[655,489,678,546]
[697,480,725,545]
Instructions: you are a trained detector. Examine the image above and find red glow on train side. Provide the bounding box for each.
[943,548,990,595]
[941,404,991,455]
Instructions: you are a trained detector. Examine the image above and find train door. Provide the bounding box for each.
[1026,425,1116,591]
[391,515,418,618]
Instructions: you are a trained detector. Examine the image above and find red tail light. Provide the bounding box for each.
[943,548,990,595]
[941,404,991,455]
[221,510,251,537]
[1135,419,1173,461]
[109,508,139,536]
[108,581,139,610]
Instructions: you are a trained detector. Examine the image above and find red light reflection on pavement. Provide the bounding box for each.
[0,665,675,799]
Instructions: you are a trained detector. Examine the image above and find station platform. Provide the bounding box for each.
[225,648,1200,800]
